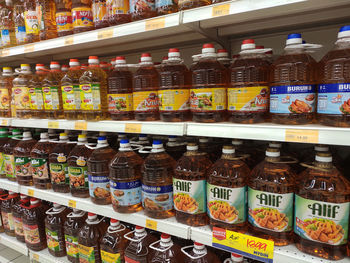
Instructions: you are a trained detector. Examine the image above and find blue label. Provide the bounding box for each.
[317,83,350,115]
[142,184,173,211]
[129,0,155,12]
[1,30,10,46]
[270,85,316,114]
[110,180,142,206]
[88,175,110,199]
[155,0,173,8]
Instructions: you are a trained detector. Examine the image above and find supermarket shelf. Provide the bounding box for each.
[0,234,28,256]
[0,179,20,193]
[29,249,69,263]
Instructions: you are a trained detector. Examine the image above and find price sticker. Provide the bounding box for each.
[145,219,157,230]
[212,227,274,263]
[1,119,8,126]
[97,28,114,40]
[74,121,88,130]
[68,199,76,208]
[28,189,34,197]
[285,129,319,143]
[125,123,142,133]
[212,3,230,17]
[145,17,165,31]
[32,253,39,261]
[48,121,59,129]
[24,44,35,53]
[64,36,74,45]
[1,49,10,57]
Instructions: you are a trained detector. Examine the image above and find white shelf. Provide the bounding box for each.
[29,249,70,263]
[0,179,20,193]
[0,234,28,256]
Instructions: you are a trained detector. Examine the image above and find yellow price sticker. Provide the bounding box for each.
[28,189,34,197]
[32,253,39,261]
[74,121,88,130]
[48,121,59,129]
[285,129,319,143]
[1,49,10,57]
[97,28,114,40]
[145,17,165,31]
[145,219,157,230]
[24,44,35,53]
[1,119,8,126]
[64,36,74,45]
[125,123,142,133]
[212,3,230,17]
[68,199,76,208]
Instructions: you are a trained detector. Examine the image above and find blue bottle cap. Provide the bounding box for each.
[120,139,129,144]
[153,140,162,145]
[139,134,147,137]
[98,136,107,141]
[287,33,302,39]
[168,135,176,138]
[340,25,350,32]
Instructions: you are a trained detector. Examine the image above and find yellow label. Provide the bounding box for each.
[75,121,88,130]
[62,85,80,110]
[1,119,8,125]
[133,91,159,112]
[24,44,35,53]
[72,7,93,28]
[32,253,39,261]
[146,219,157,230]
[80,84,101,110]
[109,0,129,15]
[78,244,95,262]
[125,123,142,133]
[24,10,39,35]
[56,12,73,32]
[212,3,230,17]
[285,129,319,143]
[48,121,59,129]
[43,87,60,110]
[190,87,226,111]
[13,87,30,110]
[145,17,165,31]
[101,250,121,263]
[28,189,34,197]
[212,227,274,263]
[68,199,76,208]
[228,86,269,112]
[64,36,74,45]
[92,2,107,23]
[97,28,114,40]
[158,89,190,111]
[0,88,10,110]
[108,93,133,113]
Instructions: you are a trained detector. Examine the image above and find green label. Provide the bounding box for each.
[62,85,76,110]
[43,86,60,110]
[207,183,246,224]
[79,244,95,263]
[31,158,49,179]
[46,228,62,252]
[35,87,44,110]
[0,152,5,176]
[294,195,349,245]
[4,154,15,178]
[65,234,79,258]
[50,162,68,185]
[14,156,31,177]
[80,84,101,110]
[173,178,206,214]
[248,187,293,232]
[68,166,88,189]
[101,250,121,263]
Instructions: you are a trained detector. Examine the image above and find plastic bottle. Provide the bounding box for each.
[108,56,134,120]
[133,53,160,121]
[106,0,130,25]
[55,0,73,36]
[0,0,16,48]
[207,145,249,232]
[173,143,211,226]
[198,137,220,163]
[12,64,32,118]
[295,152,350,260]
[64,209,87,263]
[0,191,19,236]
[29,64,47,119]
[149,233,182,262]
[217,49,231,68]
[12,194,29,243]
[88,136,116,205]
[79,56,108,121]
[191,44,227,122]
[0,128,8,179]
[49,133,76,193]
[72,0,93,34]
[142,140,175,219]
[155,0,177,15]
[248,148,295,246]
[181,242,220,263]
[130,134,150,152]
[223,253,249,263]
[14,131,37,186]
[92,0,108,29]
[0,67,13,118]
[36,0,57,40]
[159,48,191,122]
[229,39,270,123]
[130,0,156,21]
[178,0,210,10]
[3,129,22,181]
[14,0,27,45]
[317,25,350,127]
[68,134,93,198]
[165,135,186,161]
[24,0,39,43]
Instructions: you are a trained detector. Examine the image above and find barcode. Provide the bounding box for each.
[165,106,173,110]
[318,98,327,110]
[216,105,224,110]
[270,98,278,110]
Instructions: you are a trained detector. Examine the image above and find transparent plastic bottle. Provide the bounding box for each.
[79,56,108,121]
[223,253,249,263]
[181,242,221,263]
[14,131,37,186]
[12,64,32,118]
[107,0,130,25]
[0,67,13,118]
[129,0,156,21]
[0,191,19,236]
[198,137,220,163]
[0,128,8,179]
[130,134,150,152]
[149,233,182,262]
[165,135,186,161]
[133,53,160,121]
[229,39,270,123]
[55,0,73,36]
[155,0,177,15]
[174,143,211,226]
[24,0,39,43]
[178,0,210,11]
[92,0,108,29]
[0,0,16,48]
[191,44,227,122]
[72,0,93,34]
[142,140,175,219]
[159,48,191,122]
[217,49,231,68]
[108,56,134,120]
[3,129,22,181]
[36,0,57,40]
[29,64,47,119]
[14,0,27,45]
[88,136,116,205]
[12,194,29,243]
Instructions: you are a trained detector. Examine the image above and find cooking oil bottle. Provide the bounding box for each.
[3,129,22,181]
[155,0,177,15]
[24,0,39,43]
[0,128,9,179]
[0,0,17,48]
[181,242,221,263]
[14,131,37,186]
[174,143,211,226]
[1,191,19,236]
[36,0,57,40]
[159,48,191,122]
[130,0,156,20]
[13,64,32,118]
[29,64,47,119]
[92,0,108,29]
[142,140,175,219]
[191,44,227,122]
[0,67,13,118]
[149,233,182,262]
[14,0,27,45]
[207,145,250,233]
[165,135,186,161]
[295,152,350,260]
[72,0,93,33]
[12,194,29,243]
[55,0,73,37]
[217,49,231,68]
[88,136,116,205]
[107,0,131,25]
[229,39,270,123]
[79,56,108,121]
[318,25,350,127]
[198,137,220,163]
[178,0,211,11]
[108,56,134,120]
[248,147,295,246]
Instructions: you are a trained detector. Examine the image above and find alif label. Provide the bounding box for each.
[248,187,293,232]
[294,195,350,245]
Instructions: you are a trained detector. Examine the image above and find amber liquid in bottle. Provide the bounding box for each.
[3,130,22,181]
[0,68,13,118]
[55,0,73,36]
[1,0,18,47]
[198,138,221,163]
[12,195,29,243]
[13,65,32,119]
[1,192,19,237]
[29,65,47,119]
[14,0,27,45]
[36,0,57,40]
[182,242,221,263]
[72,0,93,33]
[178,0,211,11]
[149,233,182,262]
[0,129,9,179]
[24,0,39,42]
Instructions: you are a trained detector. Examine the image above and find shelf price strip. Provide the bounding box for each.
[212,227,274,263]
[212,3,230,17]
[145,17,165,31]
[145,219,157,230]
[285,129,319,143]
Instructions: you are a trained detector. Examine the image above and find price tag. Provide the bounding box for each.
[145,219,157,230]
[74,121,88,130]
[48,121,59,129]
[64,36,74,45]
[125,123,142,133]
[1,119,8,126]
[24,44,35,53]
[68,199,76,208]
[212,3,230,17]
[97,28,114,40]
[1,49,10,57]
[28,189,34,197]
[285,129,319,143]
[32,253,39,261]
[145,17,165,31]
[212,227,274,263]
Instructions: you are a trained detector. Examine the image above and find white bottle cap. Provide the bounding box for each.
[269,142,282,148]
[110,219,120,227]
[199,138,209,143]
[223,147,235,154]
[69,59,80,67]
[286,33,303,46]
[315,155,332,163]
[315,145,329,152]
[202,43,216,54]
[22,131,32,140]
[187,144,198,151]
[3,67,12,73]
[338,25,350,39]
[217,49,229,58]
[50,62,60,69]
[115,56,126,64]
[232,139,243,146]
[168,48,180,58]
[140,53,152,62]
[60,133,68,140]
[241,39,256,51]
[88,56,99,64]
[266,150,280,157]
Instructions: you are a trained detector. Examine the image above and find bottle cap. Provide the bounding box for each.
[115,56,126,64]
[22,131,32,139]
[135,226,145,233]
[50,61,60,69]
[61,65,69,71]
[12,129,22,135]
[315,145,329,152]
[30,198,39,205]
[338,25,350,39]
[88,56,99,64]
[69,59,80,67]
[40,132,48,139]
[231,253,244,262]
[241,39,255,51]
[59,133,68,140]
[217,49,228,58]
[202,43,215,54]
[100,61,109,68]
[3,67,12,73]
[199,138,208,143]
[152,140,163,148]
[223,145,235,154]
[194,242,205,250]
[20,64,31,71]
[315,152,332,162]
[53,203,61,209]
[8,191,16,195]
[161,233,171,242]
[88,212,97,220]
[232,139,243,146]
[187,143,198,151]
[269,142,282,148]
[286,33,302,45]
[97,136,108,145]
[140,53,152,62]
[168,48,180,58]
[20,194,27,199]
[266,148,280,157]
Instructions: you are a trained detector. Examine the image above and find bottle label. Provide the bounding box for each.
[50,162,68,185]
[0,88,10,110]
[72,7,93,28]
[36,4,45,31]
[207,184,246,224]
[125,256,141,263]
[108,93,133,113]
[78,244,95,262]
[62,85,78,110]
[88,175,110,200]
[36,87,44,110]
[43,87,60,110]
[29,88,37,110]
[15,26,27,44]
[190,88,226,111]
[142,184,173,211]
[0,152,5,175]
[1,211,14,231]
[65,234,79,258]
[14,156,31,177]
[129,0,155,12]
[294,195,349,245]
[1,30,11,46]
[173,178,206,215]
[23,224,40,244]
[317,83,350,115]
[4,154,15,178]
[158,89,190,111]
[80,84,101,110]
[69,166,88,190]
[110,180,142,207]
[13,87,30,110]
[46,228,62,252]
[56,12,73,32]
[14,216,24,238]
[101,250,121,263]
[108,0,129,14]
[248,187,293,232]
[31,158,49,179]
[92,2,108,23]
[133,91,159,112]
[270,85,315,114]
[228,86,268,112]
[24,10,39,35]
[155,0,174,8]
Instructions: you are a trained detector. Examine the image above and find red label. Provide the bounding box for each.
[125,256,140,263]
[246,239,268,252]
[213,227,226,240]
